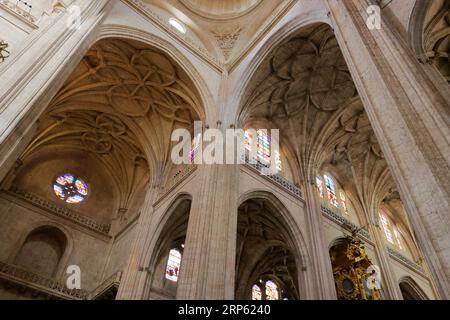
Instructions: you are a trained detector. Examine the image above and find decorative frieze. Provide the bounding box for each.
[321,205,372,242]
[244,159,304,200]
[0,0,37,24]
[6,187,111,234]
[387,246,425,274]
[212,26,242,60]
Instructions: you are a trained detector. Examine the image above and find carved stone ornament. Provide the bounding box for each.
[212,26,242,60]
[0,40,10,63]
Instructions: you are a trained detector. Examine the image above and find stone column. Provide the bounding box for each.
[176,162,239,299]
[305,177,338,300]
[326,0,450,298]
[0,0,111,180]
[367,219,403,299]
[116,183,161,300]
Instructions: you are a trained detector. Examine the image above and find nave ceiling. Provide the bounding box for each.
[239,23,406,228]
[3,38,204,227]
[138,0,295,64]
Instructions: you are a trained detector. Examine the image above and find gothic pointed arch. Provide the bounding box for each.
[236,190,310,300]
[409,0,450,83]
[399,276,428,300]
[143,193,192,299]
[2,35,206,234]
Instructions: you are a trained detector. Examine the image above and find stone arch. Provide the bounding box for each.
[3,29,214,231]
[231,15,332,127]
[328,236,349,251]
[399,276,429,300]
[142,193,192,299]
[2,25,212,188]
[409,0,432,60]
[12,222,72,279]
[409,0,450,84]
[236,190,312,299]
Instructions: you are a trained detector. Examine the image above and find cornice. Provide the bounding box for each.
[0,0,38,28]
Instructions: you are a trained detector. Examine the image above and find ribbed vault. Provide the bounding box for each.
[235,198,299,300]
[3,38,204,229]
[239,22,416,246]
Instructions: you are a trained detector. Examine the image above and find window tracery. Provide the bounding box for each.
[316,173,350,216]
[244,129,281,171]
[53,174,88,204]
[251,279,280,300]
[379,212,405,251]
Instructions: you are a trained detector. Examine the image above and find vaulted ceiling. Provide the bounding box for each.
[239,23,401,225]
[139,0,295,64]
[236,198,299,300]
[6,38,203,228]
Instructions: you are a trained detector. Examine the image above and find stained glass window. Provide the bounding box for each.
[257,129,271,165]
[393,226,403,250]
[274,150,282,171]
[316,176,324,198]
[189,133,202,163]
[53,174,88,204]
[340,190,348,214]
[244,130,253,152]
[165,249,181,282]
[252,285,262,300]
[244,130,282,171]
[380,213,394,244]
[265,281,279,300]
[324,174,339,207]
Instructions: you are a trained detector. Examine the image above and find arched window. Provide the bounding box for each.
[244,129,282,171]
[265,280,280,300]
[316,176,324,198]
[165,249,182,282]
[340,190,348,214]
[379,213,394,245]
[53,173,88,204]
[251,279,282,300]
[324,174,339,207]
[316,173,353,218]
[189,133,202,163]
[393,226,403,250]
[252,284,262,300]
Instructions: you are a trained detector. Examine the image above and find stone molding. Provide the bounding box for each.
[244,160,304,200]
[5,187,111,234]
[155,164,198,205]
[0,0,38,26]
[122,0,297,71]
[0,260,88,300]
[321,205,372,242]
[123,0,223,71]
[89,271,122,300]
[387,246,425,275]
